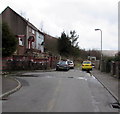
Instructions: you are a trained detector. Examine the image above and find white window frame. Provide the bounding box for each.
[19,37,23,46]
[32,29,35,34]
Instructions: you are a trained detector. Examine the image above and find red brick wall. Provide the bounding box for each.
[17,45,25,55]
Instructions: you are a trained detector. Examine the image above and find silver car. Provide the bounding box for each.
[67,60,74,69]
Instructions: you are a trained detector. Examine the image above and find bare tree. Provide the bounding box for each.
[20,11,26,19]
[39,21,44,32]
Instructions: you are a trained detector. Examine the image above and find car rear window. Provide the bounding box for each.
[60,61,67,65]
[83,61,91,64]
[68,61,73,64]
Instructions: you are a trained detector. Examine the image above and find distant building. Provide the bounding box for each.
[102,50,118,57]
[88,56,96,61]
[88,56,96,66]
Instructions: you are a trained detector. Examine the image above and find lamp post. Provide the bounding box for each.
[95,29,103,70]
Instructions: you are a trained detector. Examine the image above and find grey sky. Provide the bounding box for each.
[1,0,119,50]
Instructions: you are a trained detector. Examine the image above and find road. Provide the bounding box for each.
[2,69,118,112]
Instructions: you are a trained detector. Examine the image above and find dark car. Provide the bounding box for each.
[56,61,70,71]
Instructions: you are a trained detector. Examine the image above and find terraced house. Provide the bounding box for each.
[1,6,45,56]
[1,6,59,70]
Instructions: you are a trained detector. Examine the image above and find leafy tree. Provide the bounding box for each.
[79,48,88,59]
[2,22,17,57]
[71,46,81,59]
[58,32,71,57]
[87,49,101,60]
[70,30,79,47]
[58,31,81,59]
[113,51,120,61]
[0,22,2,56]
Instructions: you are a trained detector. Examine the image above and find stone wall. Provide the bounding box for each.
[2,56,58,71]
[95,60,120,79]
[95,60,100,70]
[111,61,120,78]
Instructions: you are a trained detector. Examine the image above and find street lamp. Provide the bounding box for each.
[95,29,103,70]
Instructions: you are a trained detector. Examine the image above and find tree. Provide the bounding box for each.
[58,31,81,59]
[87,49,101,60]
[2,22,17,57]
[58,32,71,57]
[70,30,79,48]
[39,20,44,32]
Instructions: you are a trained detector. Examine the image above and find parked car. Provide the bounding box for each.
[56,61,70,71]
[67,60,74,69]
[82,61,92,71]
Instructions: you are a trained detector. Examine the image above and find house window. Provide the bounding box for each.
[29,28,32,32]
[32,29,35,34]
[19,37,23,46]
[39,34,44,40]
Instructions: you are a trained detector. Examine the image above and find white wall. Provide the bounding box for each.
[36,32,44,52]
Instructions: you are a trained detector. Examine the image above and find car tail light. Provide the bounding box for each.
[82,64,84,66]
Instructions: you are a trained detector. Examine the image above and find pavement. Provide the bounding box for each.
[0,69,119,103]
[0,74,22,99]
[91,69,120,103]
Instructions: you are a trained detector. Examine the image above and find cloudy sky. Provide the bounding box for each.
[1,0,119,50]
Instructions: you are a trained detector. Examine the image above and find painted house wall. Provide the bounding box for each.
[36,31,44,53]
[1,7,39,54]
[2,7,27,36]
[2,7,27,55]
[1,7,58,56]
[27,25,37,49]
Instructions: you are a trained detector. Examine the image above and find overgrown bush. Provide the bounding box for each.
[2,22,17,57]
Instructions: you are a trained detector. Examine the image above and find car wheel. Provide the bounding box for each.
[56,68,59,71]
[66,68,69,71]
[82,69,84,71]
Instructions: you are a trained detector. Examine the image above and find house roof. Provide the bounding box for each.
[38,30,45,35]
[1,6,59,38]
[44,33,58,39]
[1,6,38,31]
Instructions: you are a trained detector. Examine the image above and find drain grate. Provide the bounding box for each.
[111,103,120,109]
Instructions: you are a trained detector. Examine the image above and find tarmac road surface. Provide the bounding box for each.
[2,69,118,112]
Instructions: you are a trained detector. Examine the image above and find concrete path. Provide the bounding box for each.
[91,68,119,103]
[0,75,21,99]
[2,76,18,94]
